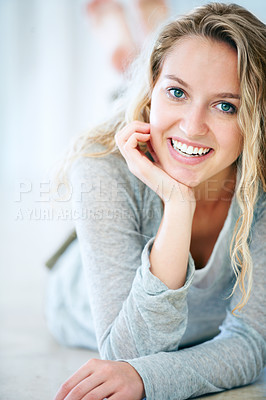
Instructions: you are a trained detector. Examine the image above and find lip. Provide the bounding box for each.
[170,136,212,150]
[167,138,214,165]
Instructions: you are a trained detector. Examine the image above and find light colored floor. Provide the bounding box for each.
[1,193,265,400]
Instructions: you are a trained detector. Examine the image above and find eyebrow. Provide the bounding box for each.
[164,74,240,100]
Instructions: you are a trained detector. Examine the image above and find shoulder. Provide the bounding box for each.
[69,143,133,184]
[249,186,266,256]
[253,184,266,221]
[68,143,151,206]
[250,185,266,243]
[70,143,124,175]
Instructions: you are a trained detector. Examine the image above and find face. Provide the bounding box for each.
[149,36,242,189]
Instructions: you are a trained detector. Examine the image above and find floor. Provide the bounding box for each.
[1,192,265,400]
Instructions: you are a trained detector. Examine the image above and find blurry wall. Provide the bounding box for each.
[1,0,265,259]
[1,0,265,187]
[0,0,121,189]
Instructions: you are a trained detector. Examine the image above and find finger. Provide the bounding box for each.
[107,394,121,400]
[54,359,97,400]
[64,375,105,400]
[115,121,150,144]
[82,382,115,400]
[119,133,150,159]
[107,393,131,400]
[124,132,151,151]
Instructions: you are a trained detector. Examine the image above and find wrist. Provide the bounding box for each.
[163,196,196,218]
[161,181,196,214]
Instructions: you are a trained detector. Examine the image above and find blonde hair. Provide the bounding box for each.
[58,3,266,313]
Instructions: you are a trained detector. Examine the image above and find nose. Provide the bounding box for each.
[179,104,209,137]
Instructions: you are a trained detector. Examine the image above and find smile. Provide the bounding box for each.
[167,138,214,165]
[171,139,212,157]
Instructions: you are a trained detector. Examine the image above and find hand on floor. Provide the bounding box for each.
[54,358,145,400]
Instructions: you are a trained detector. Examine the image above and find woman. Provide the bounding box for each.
[47,3,266,399]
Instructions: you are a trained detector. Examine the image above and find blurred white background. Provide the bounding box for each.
[0,1,265,398]
[1,0,265,268]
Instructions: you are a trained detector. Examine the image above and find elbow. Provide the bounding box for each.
[245,332,265,383]
[235,331,266,386]
[247,349,265,384]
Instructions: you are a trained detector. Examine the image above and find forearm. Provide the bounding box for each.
[124,317,266,400]
[99,236,195,360]
[70,151,196,360]
[150,200,195,289]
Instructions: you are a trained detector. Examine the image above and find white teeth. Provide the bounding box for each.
[171,139,211,156]
[187,146,193,155]
[181,143,187,153]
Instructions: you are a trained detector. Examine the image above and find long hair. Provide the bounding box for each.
[57,3,266,313]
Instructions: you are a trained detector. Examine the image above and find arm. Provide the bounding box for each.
[149,198,195,290]
[115,121,196,291]
[122,197,266,399]
[70,146,195,360]
[54,225,265,400]
[55,126,197,399]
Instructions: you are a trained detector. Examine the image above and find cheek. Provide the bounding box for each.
[230,133,243,159]
[217,123,242,158]
[149,98,162,129]
[150,87,172,128]
[149,103,163,144]
[150,101,175,139]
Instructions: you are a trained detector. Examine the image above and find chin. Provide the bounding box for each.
[167,168,201,188]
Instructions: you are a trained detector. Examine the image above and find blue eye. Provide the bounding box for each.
[217,102,236,114]
[168,88,185,99]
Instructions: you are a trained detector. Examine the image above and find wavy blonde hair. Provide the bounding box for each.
[57,3,266,313]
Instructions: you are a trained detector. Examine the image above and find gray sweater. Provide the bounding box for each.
[46,148,266,400]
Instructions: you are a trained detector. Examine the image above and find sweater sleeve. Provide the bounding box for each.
[122,195,266,400]
[70,153,195,360]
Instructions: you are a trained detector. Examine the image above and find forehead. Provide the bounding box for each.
[158,36,239,92]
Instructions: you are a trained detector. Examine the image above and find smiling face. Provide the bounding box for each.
[149,36,243,189]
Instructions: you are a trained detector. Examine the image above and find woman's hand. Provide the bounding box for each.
[115,121,195,206]
[116,121,196,289]
[54,358,145,400]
